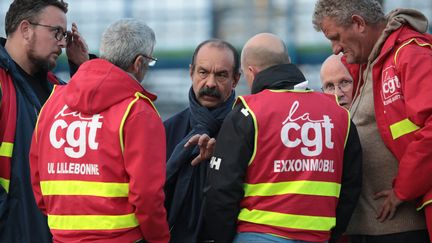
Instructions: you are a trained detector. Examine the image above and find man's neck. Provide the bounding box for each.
[4,37,34,75]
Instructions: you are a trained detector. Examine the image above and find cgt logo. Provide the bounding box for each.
[280,101,334,157]
[49,105,103,158]
[382,66,401,100]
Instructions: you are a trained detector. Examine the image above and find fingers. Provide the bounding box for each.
[202,138,216,159]
[184,134,201,148]
[375,190,401,222]
[198,134,210,147]
[184,134,210,147]
[375,190,390,222]
[373,190,389,200]
[376,201,390,222]
[71,22,78,32]
[207,138,216,149]
[388,205,397,220]
[377,199,398,222]
[191,154,202,166]
[185,134,215,166]
[67,23,88,51]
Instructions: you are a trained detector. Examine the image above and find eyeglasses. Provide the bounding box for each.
[28,21,68,41]
[322,79,353,93]
[141,54,157,67]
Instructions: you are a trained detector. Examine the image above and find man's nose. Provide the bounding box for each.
[205,74,217,88]
[59,37,67,48]
[335,85,344,97]
[332,43,342,55]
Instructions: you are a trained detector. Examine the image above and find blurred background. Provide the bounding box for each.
[1,0,431,119]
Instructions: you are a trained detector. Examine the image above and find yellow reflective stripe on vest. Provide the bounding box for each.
[0,177,10,193]
[41,180,129,197]
[244,180,341,198]
[0,142,13,157]
[48,213,139,230]
[119,92,159,153]
[238,208,335,231]
[236,96,258,166]
[389,118,419,139]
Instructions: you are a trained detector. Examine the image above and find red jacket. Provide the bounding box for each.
[30,59,169,243]
[347,25,432,209]
[236,90,350,242]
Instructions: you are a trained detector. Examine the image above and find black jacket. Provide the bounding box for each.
[203,64,362,243]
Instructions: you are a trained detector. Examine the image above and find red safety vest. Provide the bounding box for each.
[236,90,350,242]
[32,84,159,242]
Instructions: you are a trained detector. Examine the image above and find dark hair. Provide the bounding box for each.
[5,0,68,36]
[191,39,240,77]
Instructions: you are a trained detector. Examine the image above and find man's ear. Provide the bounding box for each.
[20,20,32,40]
[126,55,144,76]
[248,65,259,80]
[232,72,241,88]
[189,64,194,80]
[133,55,144,73]
[351,14,366,32]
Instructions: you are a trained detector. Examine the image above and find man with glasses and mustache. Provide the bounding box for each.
[320,54,354,109]
[164,39,241,242]
[0,0,88,242]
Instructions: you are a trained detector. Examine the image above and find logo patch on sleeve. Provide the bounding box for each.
[210,157,222,170]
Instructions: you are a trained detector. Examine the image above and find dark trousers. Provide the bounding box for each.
[349,230,429,243]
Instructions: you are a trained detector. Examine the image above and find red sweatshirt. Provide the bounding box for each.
[30,59,169,243]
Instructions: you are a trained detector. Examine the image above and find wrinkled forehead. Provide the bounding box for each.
[195,45,235,72]
[321,17,341,35]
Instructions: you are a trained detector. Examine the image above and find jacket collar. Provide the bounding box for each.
[251,63,307,94]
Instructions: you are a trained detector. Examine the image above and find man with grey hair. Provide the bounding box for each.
[313,0,431,242]
[29,18,169,242]
[203,33,362,243]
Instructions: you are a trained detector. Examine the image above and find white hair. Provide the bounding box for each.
[100,18,156,70]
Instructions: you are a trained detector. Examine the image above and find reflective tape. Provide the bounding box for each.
[244,180,341,198]
[48,213,139,230]
[0,142,13,157]
[0,177,10,193]
[389,118,419,139]
[41,180,129,197]
[238,208,335,231]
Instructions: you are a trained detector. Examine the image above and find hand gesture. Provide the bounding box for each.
[184,134,216,166]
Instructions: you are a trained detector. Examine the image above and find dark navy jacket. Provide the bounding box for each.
[0,38,57,243]
[164,106,220,243]
[164,108,191,160]
[164,108,198,243]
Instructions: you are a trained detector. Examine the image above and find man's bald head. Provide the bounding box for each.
[320,54,354,108]
[241,33,290,71]
[241,33,291,89]
[320,54,345,76]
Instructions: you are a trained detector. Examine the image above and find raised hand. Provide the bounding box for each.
[66,22,89,66]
